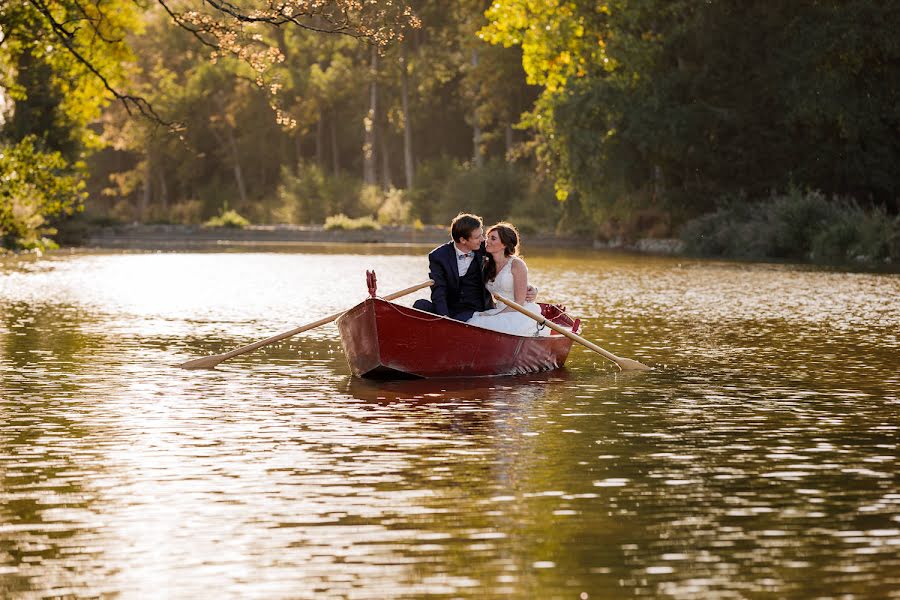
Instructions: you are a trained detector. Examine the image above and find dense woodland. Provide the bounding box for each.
[1,1,899,262]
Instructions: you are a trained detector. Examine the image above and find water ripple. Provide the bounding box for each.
[1,250,898,598]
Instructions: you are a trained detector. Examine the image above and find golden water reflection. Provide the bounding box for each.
[0,249,898,598]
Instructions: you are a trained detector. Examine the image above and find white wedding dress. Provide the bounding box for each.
[467,260,552,337]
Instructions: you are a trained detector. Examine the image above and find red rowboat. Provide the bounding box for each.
[336,294,580,379]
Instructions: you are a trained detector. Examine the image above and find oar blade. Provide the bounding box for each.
[178,355,225,370]
[616,357,652,371]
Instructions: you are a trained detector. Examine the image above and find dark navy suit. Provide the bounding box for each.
[413,241,492,321]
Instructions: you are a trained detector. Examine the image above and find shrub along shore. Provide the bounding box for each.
[59,191,898,271]
[679,188,898,265]
[76,222,595,250]
[6,188,896,269]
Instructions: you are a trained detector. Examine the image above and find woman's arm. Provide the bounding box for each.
[511,258,529,305]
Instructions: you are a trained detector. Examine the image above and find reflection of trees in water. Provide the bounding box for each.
[0,302,106,596]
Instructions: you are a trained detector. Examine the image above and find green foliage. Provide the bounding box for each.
[483,0,900,227]
[406,157,463,224]
[1,0,139,157]
[376,188,412,225]
[481,0,609,93]
[0,136,86,250]
[409,157,560,232]
[203,209,250,229]
[6,0,897,257]
[439,159,524,225]
[812,204,899,263]
[324,214,381,231]
[680,189,899,264]
[276,162,362,224]
[0,0,136,249]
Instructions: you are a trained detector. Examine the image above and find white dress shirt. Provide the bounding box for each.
[455,246,475,277]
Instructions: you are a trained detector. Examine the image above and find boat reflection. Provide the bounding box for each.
[342,369,572,405]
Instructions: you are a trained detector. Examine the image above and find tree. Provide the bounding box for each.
[1,0,420,247]
[0,136,85,250]
[483,0,900,233]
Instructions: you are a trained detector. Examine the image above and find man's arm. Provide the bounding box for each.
[429,254,451,316]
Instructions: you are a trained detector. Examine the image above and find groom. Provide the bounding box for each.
[413,213,534,321]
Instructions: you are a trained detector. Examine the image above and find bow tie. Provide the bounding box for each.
[458,252,472,260]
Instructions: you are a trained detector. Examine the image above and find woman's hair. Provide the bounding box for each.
[450,213,483,243]
[483,222,520,282]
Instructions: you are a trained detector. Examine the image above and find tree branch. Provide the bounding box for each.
[71,0,125,44]
[27,0,171,125]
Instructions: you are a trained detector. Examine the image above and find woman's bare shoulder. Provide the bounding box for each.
[511,256,528,272]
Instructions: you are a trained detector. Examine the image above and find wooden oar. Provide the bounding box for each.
[179,279,434,370]
[491,293,651,371]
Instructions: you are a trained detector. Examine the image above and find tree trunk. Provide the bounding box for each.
[505,124,514,157]
[471,49,484,167]
[212,96,248,208]
[158,170,168,212]
[400,42,415,188]
[228,126,248,207]
[363,45,378,185]
[380,119,392,191]
[294,131,303,172]
[141,159,151,221]
[653,164,665,202]
[315,113,325,167]
[330,113,340,175]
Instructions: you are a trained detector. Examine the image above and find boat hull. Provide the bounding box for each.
[336,298,575,379]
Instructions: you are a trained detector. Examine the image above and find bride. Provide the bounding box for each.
[467,222,551,337]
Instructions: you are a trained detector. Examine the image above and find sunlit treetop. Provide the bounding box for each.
[1,0,144,133]
[479,0,610,93]
[2,0,421,125]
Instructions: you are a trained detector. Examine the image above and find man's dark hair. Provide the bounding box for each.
[450,213,483,243]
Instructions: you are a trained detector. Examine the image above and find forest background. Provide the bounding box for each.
[2,1,898,263]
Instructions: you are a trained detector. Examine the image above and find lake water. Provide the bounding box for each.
[1,246,898,599]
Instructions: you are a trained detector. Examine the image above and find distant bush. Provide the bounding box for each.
[204,209,250,228]
[358,184,384,217]
[406,157,462,224]
[276,162,361,224]
[409,157,559,232]
[811,203,899,263]
[168,200,205,225]
[324,213,381,230]
[438,159,523,225]
[680,188,899,263]
[376,188,412,225]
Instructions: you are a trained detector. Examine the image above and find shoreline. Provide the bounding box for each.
[3,224,895,273]
[79,223,686,254]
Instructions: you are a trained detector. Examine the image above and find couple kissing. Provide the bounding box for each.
[413,213,550,337]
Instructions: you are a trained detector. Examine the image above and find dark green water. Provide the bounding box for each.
[1,248,898,598]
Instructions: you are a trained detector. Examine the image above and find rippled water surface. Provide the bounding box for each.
[1,247,898,599]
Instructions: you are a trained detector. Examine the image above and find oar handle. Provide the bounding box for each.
[220,279,433,361]
[220,311,343,360]
[222,279,434,360]
[491,293,650,371]
[180,279,433,369]
[382,279,434,301]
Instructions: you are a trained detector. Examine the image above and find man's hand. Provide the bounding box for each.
[525,284,538,303]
